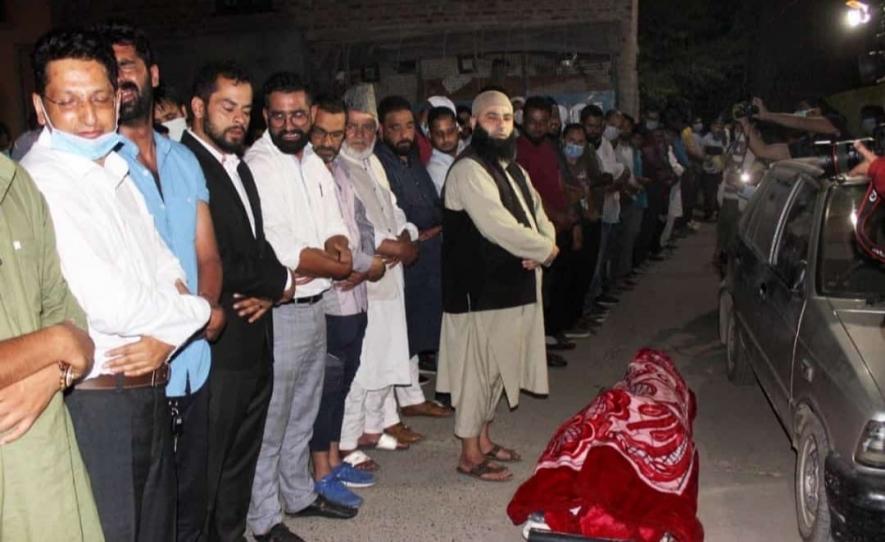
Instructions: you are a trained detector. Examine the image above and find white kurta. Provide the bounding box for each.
[335,150,417,391]
[436,156,556,438]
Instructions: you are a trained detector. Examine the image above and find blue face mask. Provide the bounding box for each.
[39,98,122,161]
[563,142,585,159]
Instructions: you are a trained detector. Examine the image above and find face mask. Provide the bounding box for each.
[645,120,659,131]
[514,110,524,125]
[420,123,429,136]
[603,125,620,141]
[861,118,878,135]
[692,123,703,133]
[162,117,187,141]
[39,97,122,161]
[563,142,585,160]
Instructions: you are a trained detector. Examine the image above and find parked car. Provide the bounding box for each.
[719,159,885,541]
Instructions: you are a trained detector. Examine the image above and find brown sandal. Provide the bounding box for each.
[483,444,522,463]
[457,459,513,482]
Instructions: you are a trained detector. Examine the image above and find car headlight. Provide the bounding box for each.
[856,420,885,468]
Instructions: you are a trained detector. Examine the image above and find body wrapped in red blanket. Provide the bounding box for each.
[508,349,704,541]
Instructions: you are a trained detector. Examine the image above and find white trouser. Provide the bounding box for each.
[394,355,425,409]
[339,382,394,449]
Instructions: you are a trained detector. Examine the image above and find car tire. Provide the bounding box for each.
[795,411,833,542]
[725,311,755,385]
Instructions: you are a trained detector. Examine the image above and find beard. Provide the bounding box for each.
[385,137,414,157]
[203,116,246,155]
[119,80,154,124]
[270,128,308,155]
[470,124,517,163]
[313,143,340,164]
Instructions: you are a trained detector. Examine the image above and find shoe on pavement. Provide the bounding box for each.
[563,325,591,339]
[596,294,619,306]
[384,422,424,444]
[545,334,576,350]
[435,392,453,409]
[332,462,376,488]
[401,400,453,418]
[547,353,568,368]
[315,474,363,509]
[254,523,305,542]
[288,493,358,519]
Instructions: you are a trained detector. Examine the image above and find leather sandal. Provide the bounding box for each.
[483,444,522,463]
[384,422,424,444]
[457,459,513,482]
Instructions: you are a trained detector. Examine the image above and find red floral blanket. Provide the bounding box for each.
[507,348,704,541]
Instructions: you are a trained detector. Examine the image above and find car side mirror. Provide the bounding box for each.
[791,260,808,296]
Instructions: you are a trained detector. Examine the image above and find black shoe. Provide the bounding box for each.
[254,523,305,542]
[435,392,453,409]
[418,352,437,374]
[545,334,576,351]
[288,494,358,520]
[547,353,568,368]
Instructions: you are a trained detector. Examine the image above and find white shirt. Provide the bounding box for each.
[596,137,624,224]
[23,129,211,379]
[246,133,348,298]
[426,148,456,196]
[187,129,256,236]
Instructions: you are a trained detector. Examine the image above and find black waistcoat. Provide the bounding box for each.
[442,146,539,313]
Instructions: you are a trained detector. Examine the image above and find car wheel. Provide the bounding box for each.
[725,311,755,385]
[795,412,833,542]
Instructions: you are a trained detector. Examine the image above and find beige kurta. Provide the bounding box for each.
[436,157,556,438]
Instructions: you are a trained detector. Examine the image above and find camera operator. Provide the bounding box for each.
[737,97,847,161]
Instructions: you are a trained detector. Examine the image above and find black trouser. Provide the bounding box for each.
[169,383,210,542]
[310,312,368,452]
[544,229,577,337]
[205,366,272,542]
[701,172,722,218]
[66,385,176,542]
[678,168,699,227]
[634,207,655,266]
[567,219,601,322]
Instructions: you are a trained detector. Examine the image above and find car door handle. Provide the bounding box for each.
[758,282,768,299]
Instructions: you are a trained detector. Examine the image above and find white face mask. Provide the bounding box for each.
[514,110,524,125]
[162,117,187,141]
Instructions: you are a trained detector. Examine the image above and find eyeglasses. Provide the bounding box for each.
[43,91,116,112]
[268,110,309,124]
[312,126,345,142]
[346,122,376,135]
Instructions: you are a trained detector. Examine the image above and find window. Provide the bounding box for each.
[774,181,817,284]
[746,170,796,260]
[818,185,885,298]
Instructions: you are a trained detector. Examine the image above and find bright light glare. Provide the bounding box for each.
[740,172,751,183]
[846,2,872,27]
[851,209,858,227]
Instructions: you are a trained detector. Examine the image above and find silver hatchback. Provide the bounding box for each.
[719,159,885,542]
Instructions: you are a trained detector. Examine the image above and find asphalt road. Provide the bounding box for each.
[276,225,801,542]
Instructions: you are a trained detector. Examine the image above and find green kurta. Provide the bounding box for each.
[0,155,103,541]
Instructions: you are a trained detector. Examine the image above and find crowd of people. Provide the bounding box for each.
[2,18,830,542]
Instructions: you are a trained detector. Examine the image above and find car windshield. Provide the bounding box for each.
[818,183,885,300]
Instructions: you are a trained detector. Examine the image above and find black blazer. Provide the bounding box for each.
[182,131,288,371]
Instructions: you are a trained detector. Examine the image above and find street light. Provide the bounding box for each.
[847,1,873,27]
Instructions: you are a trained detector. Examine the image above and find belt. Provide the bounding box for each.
[294,293,324,305]
[75,365,170,391]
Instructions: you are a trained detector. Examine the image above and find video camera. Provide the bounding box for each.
[814,124,885,175]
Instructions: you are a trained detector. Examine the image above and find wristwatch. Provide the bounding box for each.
[58,362,74,390]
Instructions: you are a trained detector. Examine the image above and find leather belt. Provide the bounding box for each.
[75,365,170,391]
[294,293,324,305]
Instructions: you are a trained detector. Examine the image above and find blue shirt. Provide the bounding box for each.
[632,148,648,209]
[119,132,212,396]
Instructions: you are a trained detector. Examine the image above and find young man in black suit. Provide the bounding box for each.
[181,62,297,542]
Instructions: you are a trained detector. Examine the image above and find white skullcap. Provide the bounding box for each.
[427,95,457,115]
[472,90,512,117]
